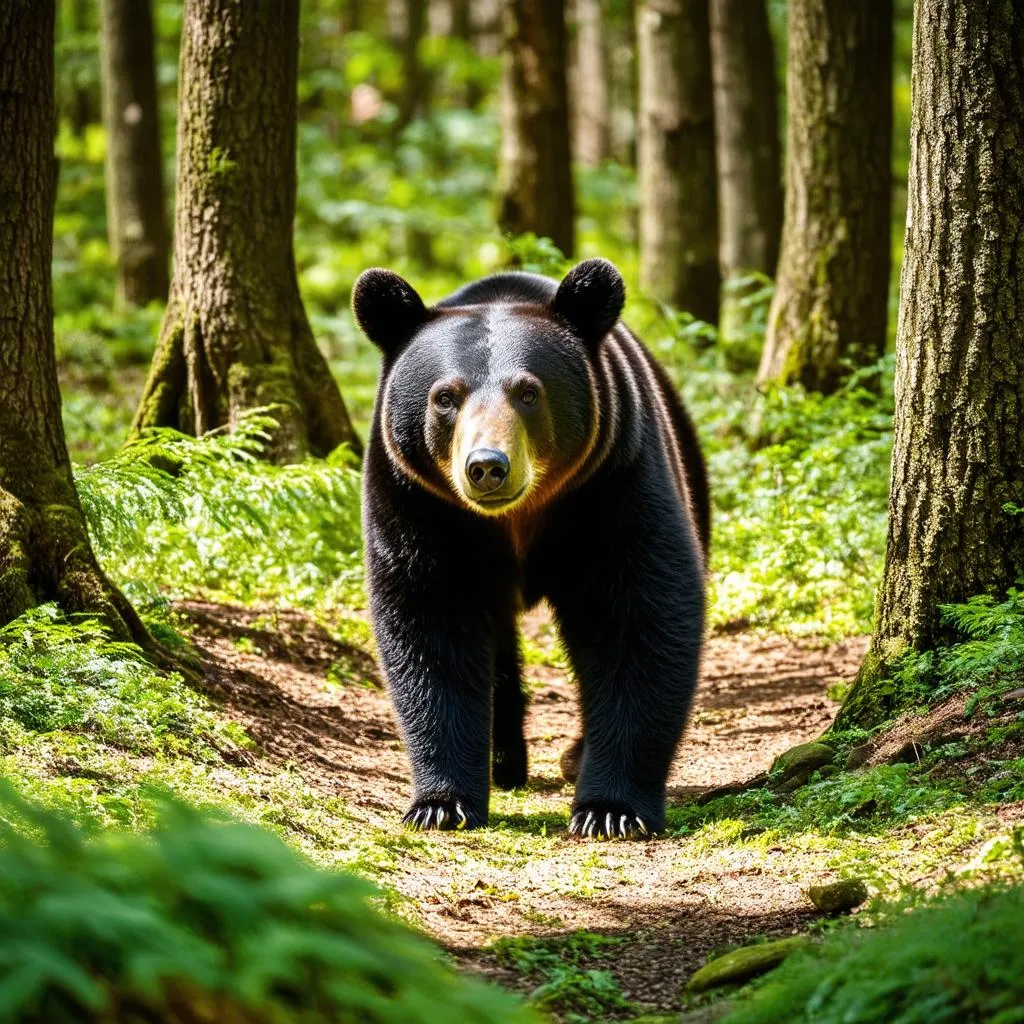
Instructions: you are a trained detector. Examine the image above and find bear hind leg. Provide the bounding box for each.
[492,626,528,790]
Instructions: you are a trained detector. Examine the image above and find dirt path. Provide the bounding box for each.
[180,600,867,1015]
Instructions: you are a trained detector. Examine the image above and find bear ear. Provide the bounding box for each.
[549,258,625,348]
[352,268,430,355]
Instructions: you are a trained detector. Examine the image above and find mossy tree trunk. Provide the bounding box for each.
[571,0,611,168]
[837,0,1024,730]
[497,0,575,258]
[710,0,781,349]
[0,0,150,643]
[757,0,892,394]
[636,0,719,323]
[100,0,170,308]
[132,0,362,462]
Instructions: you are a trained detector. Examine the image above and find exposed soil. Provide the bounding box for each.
[179,599,873,1015]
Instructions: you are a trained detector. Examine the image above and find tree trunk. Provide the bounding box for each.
[0,0,149,644]
[100,0,170,308]
[710,0,781,344]
[397,0,427,131]
[571,0,611,168]
[450,0,471,39]
[636,0,719,323]
[497,0,575,258]
[132,0,362,462]
[68,0,100,137]
[757,0,892,394]
[837,0,1024,730]
[608,0,638,168]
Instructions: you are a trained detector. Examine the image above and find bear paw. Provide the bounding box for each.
[569,803,655,840]
[402,796,483,832]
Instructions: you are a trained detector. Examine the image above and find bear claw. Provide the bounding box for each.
[569,805,654,840]
[403,796,481,832]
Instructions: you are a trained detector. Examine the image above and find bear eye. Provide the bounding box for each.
[521,387,538,407]
[435,390,455,410]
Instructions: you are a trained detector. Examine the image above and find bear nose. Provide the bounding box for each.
[465,448,510,494]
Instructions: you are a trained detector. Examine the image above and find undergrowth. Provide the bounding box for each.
[75,413,366,633]
[887,580,1024,714]
[0,788,535,1023]
[723,883,1024,1024]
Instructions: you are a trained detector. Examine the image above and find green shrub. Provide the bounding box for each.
[679,355,893,636]
[724,884,1024,1023]
[0,789,537,1023]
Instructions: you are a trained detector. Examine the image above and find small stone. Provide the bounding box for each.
[686,936,809,993]
[850,797,877,819]
[1001,688,1024,704]
[845,743,873,769]
[559,739,582,783]
[808,878,869,914]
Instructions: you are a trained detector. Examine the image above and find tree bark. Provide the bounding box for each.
[571,0,611,168]
[397,0,427,130]
[636,0,719,323]
[497,0,575,258]
[837,0,1024,730]
[0,0,149,643]
[757,0,892,394]
[132,0,362,462]
[100,0,170,308]
[67,0,100,137]
[710,0,781,341]
[608,0,638,168]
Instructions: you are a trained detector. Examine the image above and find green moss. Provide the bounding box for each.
[687,938,810,993]
[206,145,238,178]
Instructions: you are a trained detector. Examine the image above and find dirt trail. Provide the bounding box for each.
[181,600,867,1015]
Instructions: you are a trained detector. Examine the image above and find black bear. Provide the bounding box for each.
[354,259,708,839]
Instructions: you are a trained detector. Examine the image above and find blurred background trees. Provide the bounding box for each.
[497,0,576,257]
[710,0,780,357]
[99,0,170,308]
[636,0,719,322]
[757,0,893,393]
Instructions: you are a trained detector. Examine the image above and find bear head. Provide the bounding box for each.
[353,259,625,516]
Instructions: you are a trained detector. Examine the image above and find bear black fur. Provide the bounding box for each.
[354,259,707,839]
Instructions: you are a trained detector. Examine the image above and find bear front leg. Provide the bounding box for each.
[369,554,506,831]
[549,512,705,839]
[491,621,528,790]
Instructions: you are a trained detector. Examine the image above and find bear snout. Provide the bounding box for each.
[465,448,511,495]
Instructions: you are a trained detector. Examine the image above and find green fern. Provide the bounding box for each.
[74,411,364,614]
[0,788,537,1023]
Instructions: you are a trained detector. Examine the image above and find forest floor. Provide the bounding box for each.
[177,600,1022,1019]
